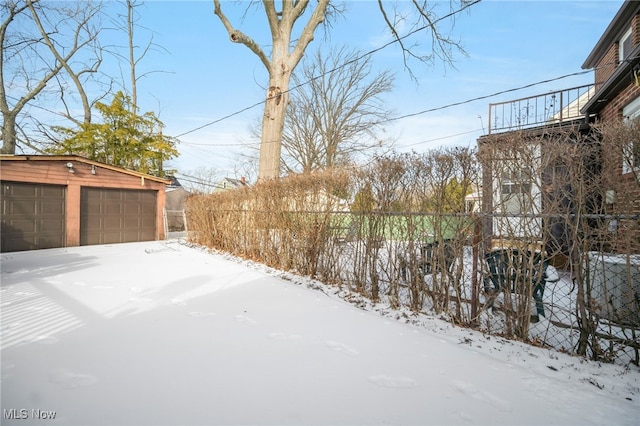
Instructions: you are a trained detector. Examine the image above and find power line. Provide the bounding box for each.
[402,128,483,148]
[174,101,265,138]
[174,173,224,190]
[13,1,633,160]
[180,140,257,147]
[176,67,595,150]
[173,0,635,142]
[175,0,483,138]
[379,69,595,125]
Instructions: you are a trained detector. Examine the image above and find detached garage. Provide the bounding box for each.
[1,155,169,252]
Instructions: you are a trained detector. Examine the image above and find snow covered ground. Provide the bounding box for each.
[1,238,639,425]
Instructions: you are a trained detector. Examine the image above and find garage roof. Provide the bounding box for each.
[0,155,171,185]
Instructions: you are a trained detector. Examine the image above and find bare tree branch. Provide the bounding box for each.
[1,0,105,154]
[27,0,101,125]
[282,46,394,173]
[213,0,472,179]
[213,0,272,73]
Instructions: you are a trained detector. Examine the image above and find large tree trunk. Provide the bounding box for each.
[214,0,329,181]
[259,57,291,179]
[1,113,17,154]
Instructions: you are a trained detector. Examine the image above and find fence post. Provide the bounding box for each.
[471,213,481,323]
[182,209,188,233]
[163,208,168,240]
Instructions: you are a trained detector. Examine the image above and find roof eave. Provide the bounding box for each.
[0,154,171,185]
[582,1,640,70]
[582,44,640,114]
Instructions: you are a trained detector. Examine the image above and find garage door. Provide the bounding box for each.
[1,181,66,252]
[81,188,157,246]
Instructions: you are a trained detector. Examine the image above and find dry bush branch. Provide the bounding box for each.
[185,135,639,364]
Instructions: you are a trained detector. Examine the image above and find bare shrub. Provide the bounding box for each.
[185,134,639,364]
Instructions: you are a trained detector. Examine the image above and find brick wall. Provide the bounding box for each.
[598,68,640,252]
[600,84,640,122]
[595,43,619,89]
[594,12,640,253]
[595,13,640,89]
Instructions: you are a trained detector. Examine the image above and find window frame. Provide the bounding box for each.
[619,27,633,63]
[500,169,533,213]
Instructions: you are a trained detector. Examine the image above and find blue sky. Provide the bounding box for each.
[99,0,623,177]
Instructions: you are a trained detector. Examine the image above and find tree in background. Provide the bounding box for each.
[178,167,223,194]
[109,0,169,111]
[213,0,471,180]
[2,1,174,159]
[351,182,375,213]
[282,47,394,174]
[438,177,472,213]
[1,0,104,154]
[48,91,178,178]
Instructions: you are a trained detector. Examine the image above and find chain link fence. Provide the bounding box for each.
[185,128,640,365]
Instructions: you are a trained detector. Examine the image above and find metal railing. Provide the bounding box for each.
[488,84,595,134]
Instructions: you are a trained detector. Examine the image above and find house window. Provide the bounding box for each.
[619,27,633,63]
[501,170,531,195]
[501,169,532,213]
[622,97,640,174]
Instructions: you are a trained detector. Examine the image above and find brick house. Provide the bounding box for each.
[475,1,640,326]
[581,0,640,254]
[478,0,640,259]
[1,155,169,252]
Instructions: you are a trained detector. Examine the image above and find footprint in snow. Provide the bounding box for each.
[455,410,473,423]
[188,311,216,317]
[128,297,152,303]
[326,340,359,356]
[235,314,257,325]
[268,332,302,341]
[49,368,97,389]
[171,298,186,306]
[452,380,511,412]
[368,375,417,389]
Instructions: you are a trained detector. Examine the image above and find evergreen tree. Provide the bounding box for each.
[49,91,178,178]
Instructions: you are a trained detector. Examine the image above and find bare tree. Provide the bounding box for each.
[1,0,104,154]
[213,0,472,180]
[282,46,394,174]
[108,0,169,111]
[180,167,223,194]
[126,0,140,109]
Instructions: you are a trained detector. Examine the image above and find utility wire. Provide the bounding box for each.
[175,0,482,138]
[378,69,595,125]
[12,0,636,159]
[175,51,629,143]
[177,67,595,149]
[402,128,483,148]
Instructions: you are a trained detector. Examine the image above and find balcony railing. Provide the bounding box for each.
[488,84,594,134]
